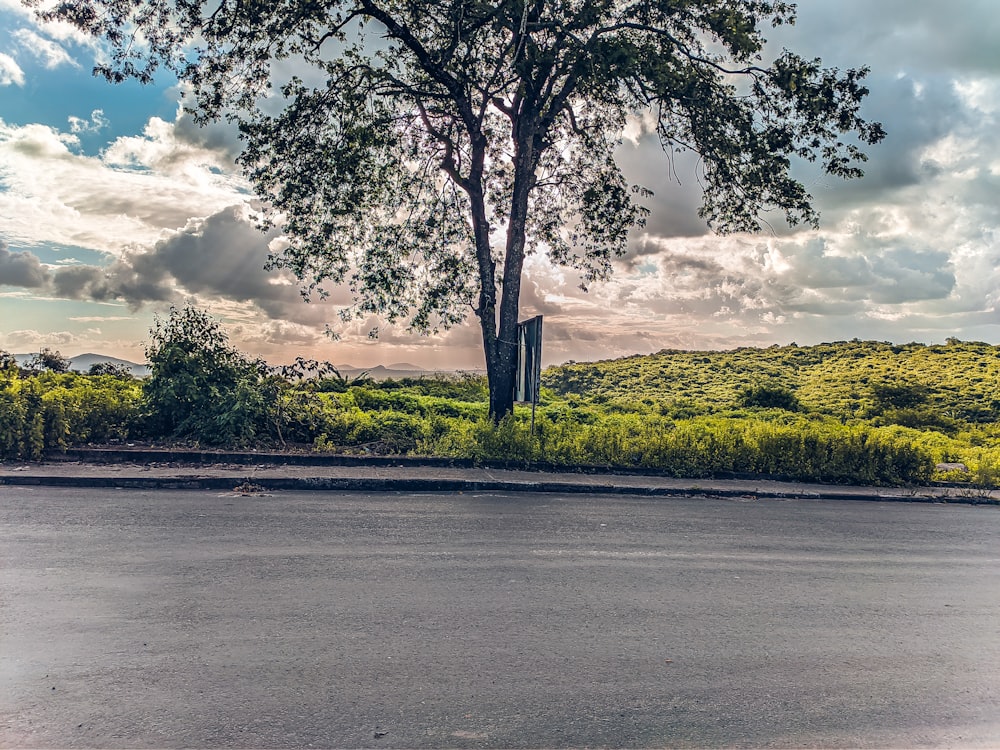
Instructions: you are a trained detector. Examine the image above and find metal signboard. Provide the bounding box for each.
[514,315,542,404]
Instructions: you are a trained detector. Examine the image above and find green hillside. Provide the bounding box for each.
[545,339,1000,424]
[536,339,1000,487]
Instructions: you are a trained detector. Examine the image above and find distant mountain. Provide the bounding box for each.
[385,362,423,371]
[343,364,453,380]
[69,353,149,377]
[11,351,471,381]
[332,362,422,373]
[12,352,149,377]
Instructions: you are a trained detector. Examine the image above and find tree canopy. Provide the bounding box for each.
[25,347,71,374]
[34,0,884,417]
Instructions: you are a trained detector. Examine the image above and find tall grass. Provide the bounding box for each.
[420,411,933,485]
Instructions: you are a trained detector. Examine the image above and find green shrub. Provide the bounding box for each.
[0,370,142,459]
[738,384,800,411]
[1,334,981,486]
[142,306,276,446]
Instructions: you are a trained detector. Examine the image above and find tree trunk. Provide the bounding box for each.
[464,147,514,423]
[475,215,517,421]
[486,334,517,420]
[486,130,539,422]
[466,113,541,423]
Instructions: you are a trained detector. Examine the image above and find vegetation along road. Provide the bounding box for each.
[2,487,998,748]
[7,326,1000,489]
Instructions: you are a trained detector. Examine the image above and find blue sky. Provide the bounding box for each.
[2,1,1000,368]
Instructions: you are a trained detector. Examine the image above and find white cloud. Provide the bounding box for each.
[0,114,249,257]
[955,78,1000,114]
[3,328,80,349]
[5,1,107,62]
[0,326,150,361]
[68,109,108,134]
[68,315,134,322]
[0,53,25,87]
[102,114,238,180]
[0,0,31,16]
[13,28,79,69]
[5,0,1000,366]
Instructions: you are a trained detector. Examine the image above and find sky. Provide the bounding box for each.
[2,1,1000,369]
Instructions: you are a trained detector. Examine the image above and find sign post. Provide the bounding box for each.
[513,315,543,436]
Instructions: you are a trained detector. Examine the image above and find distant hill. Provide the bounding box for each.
[69,353,150,377]
[13,352,149,378]
[385,362,422,371]
[337,364,465,380]
[10,350,470,381]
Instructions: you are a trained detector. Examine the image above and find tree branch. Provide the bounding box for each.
[416,100,470,192]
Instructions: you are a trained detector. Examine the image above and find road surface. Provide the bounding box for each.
[1,487,998,748]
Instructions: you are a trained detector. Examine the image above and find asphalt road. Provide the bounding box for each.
[1,487,998,749]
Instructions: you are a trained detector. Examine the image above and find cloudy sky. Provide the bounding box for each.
[1,1,999,369]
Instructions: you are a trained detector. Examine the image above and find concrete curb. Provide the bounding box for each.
[1,447,996,505]
[46,447,807,482]
[51,447,475,469]
[3,472,996,504]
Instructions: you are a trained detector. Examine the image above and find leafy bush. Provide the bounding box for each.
[142,305,276,446]
[871,382,930,411]
[0,370,141,458]
[25,347,70,374]
[738,384,800,411]
[87,361,134,378]
[417,410,933,485]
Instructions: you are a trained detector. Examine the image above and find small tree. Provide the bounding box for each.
[26,347,70,374]
[37,0,884,419]
[143,305,272,445]
[87,361,135,378]
[0,350,18,373]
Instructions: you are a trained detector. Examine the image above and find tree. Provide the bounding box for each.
[26,347,70,374]
[36,0,884,419]
[87,361,135,378]
[0,350,18,373]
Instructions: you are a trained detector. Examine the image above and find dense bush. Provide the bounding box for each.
[419,411,932,485]
[142,306,277,446]
[0,369,142,459]
[738,384,801,411]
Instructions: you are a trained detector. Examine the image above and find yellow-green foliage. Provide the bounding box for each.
[543,339,1000,483]
[419,411,933,486]
[546,339,1000,423]
[0,370,142,459]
